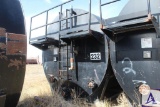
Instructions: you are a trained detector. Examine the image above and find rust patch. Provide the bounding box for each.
[7,33,26,41]
[8,59,22,70]
[0,43,6,50]
[100,24,104,29]
[0,28,6,36]
[145,13,153,22]
[6,33,27,55]
[7,42,26,55]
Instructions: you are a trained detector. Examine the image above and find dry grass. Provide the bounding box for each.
[17,65,130,107]
[18,65,50,101]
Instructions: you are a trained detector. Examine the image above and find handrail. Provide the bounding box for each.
[101,0,120,6]
[31,0,74,18]
[99,0,152,27]
[147,0,151,14]
[99,0,121,25]
[31,12,89,31]
[29,0,74,42]
[89,0,91,31]
[30,0,92,41]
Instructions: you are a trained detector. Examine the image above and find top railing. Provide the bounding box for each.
[99,0,152,26]
[99,0,121,25]
[29,0,92,43]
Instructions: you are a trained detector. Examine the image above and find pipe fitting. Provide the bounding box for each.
[69,58,74,70]
[48,74,58,83]
[138,84,150,95]
[88,80,97,89]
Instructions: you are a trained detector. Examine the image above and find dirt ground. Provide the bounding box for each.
[17,65,129,107]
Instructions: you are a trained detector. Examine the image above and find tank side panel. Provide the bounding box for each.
[110,29,160,104]
[0,32,26,107]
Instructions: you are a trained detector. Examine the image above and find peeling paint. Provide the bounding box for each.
[0,28,6,37]
[8,59,23,70]
[0,43,6,50]
[0,52,7,60]
[7,33,27,55]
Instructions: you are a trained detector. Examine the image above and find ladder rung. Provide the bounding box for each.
[63,49,70,50]
[63,75,72,77]
[63,57,70,59]
[59,61,66,62]
[59,52,67,53]
[63,66,70,67]
[59,70,67,71]
[60,44,67,46]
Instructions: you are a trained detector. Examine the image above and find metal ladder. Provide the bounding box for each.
[58,41,70,80]
[58,40,75,81]
[58,4,76,80]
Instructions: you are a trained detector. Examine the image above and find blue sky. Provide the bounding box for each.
[20,0,128,58]
[21,0,67,16]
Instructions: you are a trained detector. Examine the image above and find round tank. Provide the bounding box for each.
[42,9,111,100]
[0,0,26,107]
[107,0,160,105]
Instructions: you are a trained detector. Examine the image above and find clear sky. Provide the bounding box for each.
[19,0,128,58]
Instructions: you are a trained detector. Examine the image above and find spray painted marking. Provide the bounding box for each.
[94,69,100,84]
[122,57,136,75]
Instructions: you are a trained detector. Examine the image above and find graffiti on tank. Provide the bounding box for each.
[94,69,100,84]
[122,57,136,75]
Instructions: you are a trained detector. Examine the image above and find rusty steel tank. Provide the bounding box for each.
[100,0,160,106]
[0,0,26,107]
